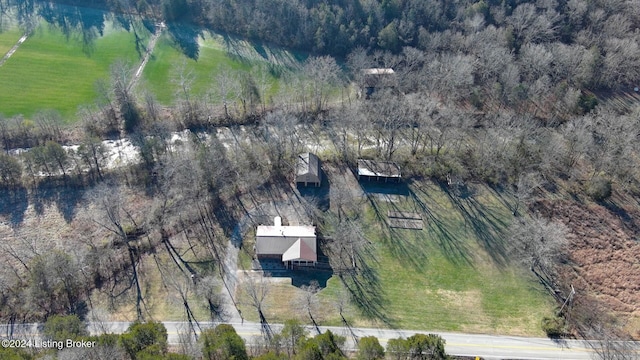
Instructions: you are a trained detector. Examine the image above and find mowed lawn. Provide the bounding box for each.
[238,180,554,336]
[332,181,554,335]
[143,31,299,104]
[0,26,23,56]
[0,22,145,120]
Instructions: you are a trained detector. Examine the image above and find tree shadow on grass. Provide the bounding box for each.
[31,179,87,223]
[407,184,473,266]
[487,183,517,216]
[0,187,28,226]
[437,182,510,267]
[338,259,395,327]
[210,195,241,245]
[220,32,254,66]
[167,22,201,60]
[38,2,107,55]
[361,184,432,272]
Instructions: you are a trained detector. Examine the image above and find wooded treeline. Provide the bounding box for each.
[36,0,640,89]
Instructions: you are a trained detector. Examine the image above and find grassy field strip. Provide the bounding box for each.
[142,30,303,104]
[0,32,28,67]
[0,26,23,57]
[200,32,304,68]
[0,20,147,119]
[143,33,255,104]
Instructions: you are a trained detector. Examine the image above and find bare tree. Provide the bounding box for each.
[33,110,64,143]
[94,80,119,135]
[110,60,140,132]
[512,172,544,216]
[253,65,272,114]
[293,280,321,332]
[508,4,558,45]
[329,218,371,273]
[519,43,553,83]
[172,60,203,129]
[213,65,241,120]
[195,275,225,322]
[143,90,161,124]
[240,273,271,338]
[425,54,475,99]
[508,216,568,295]
[77,136,108,181]
[0,114,11,152]
[260,111,303,175]
[364,90,408,160]
[303,56,343,113]
[26,250,86,320]
[87,184,146,320]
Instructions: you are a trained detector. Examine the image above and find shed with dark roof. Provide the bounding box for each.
[296,152,322,187]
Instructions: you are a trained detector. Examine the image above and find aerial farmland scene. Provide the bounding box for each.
[0,0,639,359]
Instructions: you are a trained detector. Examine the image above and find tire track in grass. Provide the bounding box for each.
[0,32,28,67]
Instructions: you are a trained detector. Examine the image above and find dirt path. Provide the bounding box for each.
[128,22,164,90]
[0,32,28,67]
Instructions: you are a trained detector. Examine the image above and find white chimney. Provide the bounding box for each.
[274,216,282,227]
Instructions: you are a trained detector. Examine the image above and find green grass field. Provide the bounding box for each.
[142,31,303,104]
[347,181,554,335]
[0,21,147,121]
[238,180,554,336]
[0,26,22,56]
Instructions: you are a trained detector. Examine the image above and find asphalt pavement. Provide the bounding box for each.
[1,321,608,359]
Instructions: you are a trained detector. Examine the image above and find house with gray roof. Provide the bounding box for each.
[255,217,317,268]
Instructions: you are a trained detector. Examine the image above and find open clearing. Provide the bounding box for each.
[236,166,555,336]
[0,20,148,120]
[142,30,305,104]
[357,183,554,335]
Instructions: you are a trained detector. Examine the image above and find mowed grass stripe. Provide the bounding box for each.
[0,27,23,56]
[0,23,144,120]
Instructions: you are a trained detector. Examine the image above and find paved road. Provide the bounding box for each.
[1,321,613,359]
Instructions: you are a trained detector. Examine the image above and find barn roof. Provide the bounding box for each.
[296,153,320,180]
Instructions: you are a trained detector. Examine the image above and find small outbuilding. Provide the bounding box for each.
[256,217,317,268]
[361,68,395,98]
[296,152,322,187]
[357,159,401,182]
